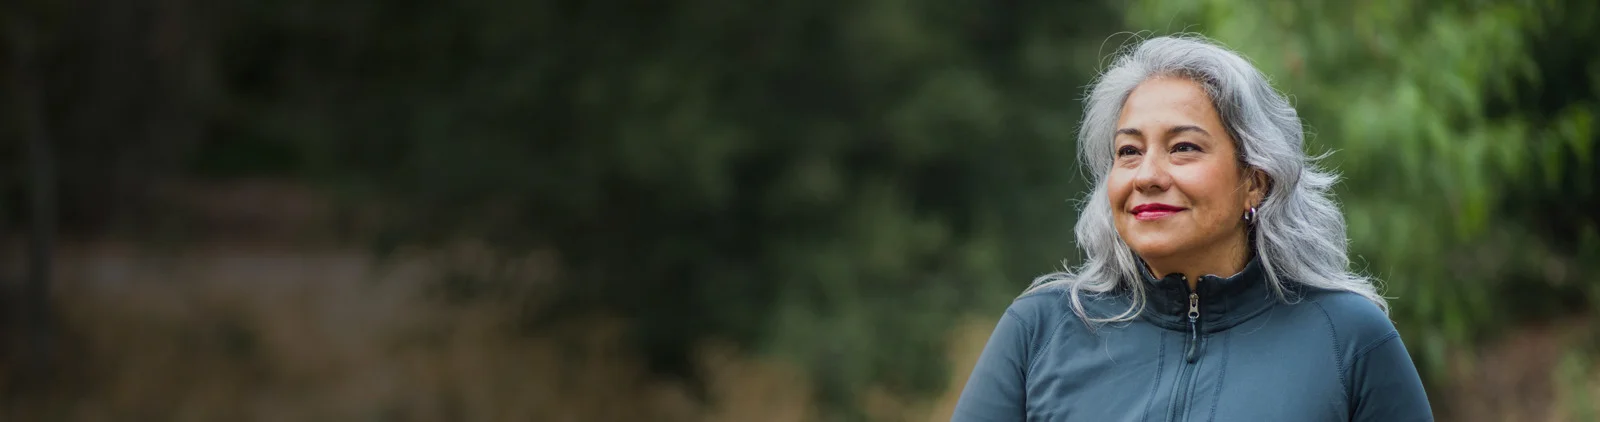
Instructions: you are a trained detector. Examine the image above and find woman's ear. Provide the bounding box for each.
[1245,168,1271,208]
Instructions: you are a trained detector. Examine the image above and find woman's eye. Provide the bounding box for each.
[1116,145,1140,157]
[1172,142,1202,153]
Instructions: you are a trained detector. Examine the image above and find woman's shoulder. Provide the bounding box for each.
[1003,284,1129,333]
[1006,285,1072,326]
[985,286,1085,369]
[1298,288,1402,350]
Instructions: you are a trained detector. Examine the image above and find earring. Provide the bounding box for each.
[1243,207,1257,224]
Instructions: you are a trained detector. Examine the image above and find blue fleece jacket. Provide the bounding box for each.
[952,258,1432,421]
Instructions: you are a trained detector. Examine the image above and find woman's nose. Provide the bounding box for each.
[1131,155,1172,192]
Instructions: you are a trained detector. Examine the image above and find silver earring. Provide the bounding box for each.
[1244,207,1257,223]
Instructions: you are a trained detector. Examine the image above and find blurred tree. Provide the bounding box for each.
[1128,0,1600,389]
[203,0,1124,416]
[5,13,60,394]
[5,0,219,394]
[0,0,220,235]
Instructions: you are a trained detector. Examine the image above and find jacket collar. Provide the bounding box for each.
[1135,255,1279,333]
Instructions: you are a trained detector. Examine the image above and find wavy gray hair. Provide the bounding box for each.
[1028,35,1386,321]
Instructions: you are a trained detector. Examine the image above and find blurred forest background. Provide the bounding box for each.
[2,0,1598,420]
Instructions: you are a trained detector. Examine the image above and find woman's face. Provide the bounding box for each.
[1108,77,1263,265]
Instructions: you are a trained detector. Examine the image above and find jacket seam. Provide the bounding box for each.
[1027,312,1069,377]
[1140,330,1167,419]
[1022,289,1071,379]
[1352,330,1400,359]
[1311,301,1351,408]
[1344,328,1400,417]
[1207,331,1230,422]
[1005,308,1030,370]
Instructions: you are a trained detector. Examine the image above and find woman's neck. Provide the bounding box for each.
[1142,237,1252,290]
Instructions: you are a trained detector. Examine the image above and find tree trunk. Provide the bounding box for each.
[9,17,58,394]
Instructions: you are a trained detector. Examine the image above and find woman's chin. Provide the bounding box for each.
[1126,239,1188,261]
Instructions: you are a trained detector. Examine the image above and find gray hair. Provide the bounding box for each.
[1028,35,1386,322]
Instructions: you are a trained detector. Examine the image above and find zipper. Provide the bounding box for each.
[1168,281,1205,422]
[1185,292,1200,362]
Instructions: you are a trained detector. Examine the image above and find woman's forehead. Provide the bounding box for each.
[1117,78,1225,133]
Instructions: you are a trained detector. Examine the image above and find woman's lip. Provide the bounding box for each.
[1133,210,1181,221]
[1130,203,1185,213]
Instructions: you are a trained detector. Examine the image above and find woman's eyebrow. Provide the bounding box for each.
[1115,125,1211,138]
[1167,125,1210,137]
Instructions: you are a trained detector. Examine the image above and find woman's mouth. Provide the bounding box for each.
[1130,203,1187,221]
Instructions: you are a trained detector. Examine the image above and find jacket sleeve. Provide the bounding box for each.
[951,309,1030,422]
[1349,332,1433,421]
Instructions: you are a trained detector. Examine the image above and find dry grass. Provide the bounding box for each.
[0,240,981,421]
[1440,315,1600,422]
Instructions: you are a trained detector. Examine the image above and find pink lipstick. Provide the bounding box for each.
[1130,203,1187,221]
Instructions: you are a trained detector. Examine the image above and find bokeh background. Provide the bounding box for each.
[2,0,1598,420]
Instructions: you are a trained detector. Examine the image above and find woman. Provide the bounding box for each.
[952,36,1432,421]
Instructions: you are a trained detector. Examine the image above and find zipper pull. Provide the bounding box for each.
[1185,292,1199,362]
[1188,292,1199,321]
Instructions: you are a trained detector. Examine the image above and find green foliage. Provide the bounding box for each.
[1128,0,1600,384]
[1555,350,1597,421]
